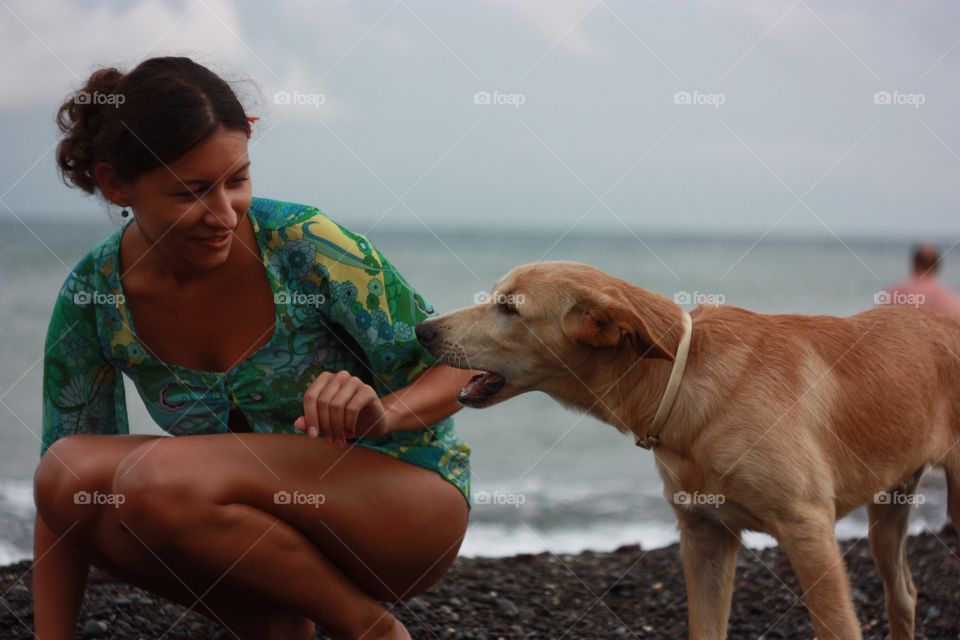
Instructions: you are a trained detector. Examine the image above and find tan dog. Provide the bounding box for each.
[415,260,960,640]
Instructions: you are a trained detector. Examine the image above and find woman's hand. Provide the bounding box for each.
[293,371,390,446]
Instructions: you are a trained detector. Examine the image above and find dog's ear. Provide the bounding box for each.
[562,295,675,360]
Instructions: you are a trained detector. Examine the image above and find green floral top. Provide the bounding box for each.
[41,196,471,506]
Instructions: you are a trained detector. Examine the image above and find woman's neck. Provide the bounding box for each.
[120,214,258,294]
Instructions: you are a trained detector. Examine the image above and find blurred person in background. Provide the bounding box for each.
[878,243,960,320]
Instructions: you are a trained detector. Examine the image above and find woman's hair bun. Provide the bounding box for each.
[55,67,125,194]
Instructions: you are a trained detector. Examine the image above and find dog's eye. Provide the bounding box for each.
[498,302,519,316]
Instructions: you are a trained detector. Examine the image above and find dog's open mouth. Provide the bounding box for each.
[457,371,506,407]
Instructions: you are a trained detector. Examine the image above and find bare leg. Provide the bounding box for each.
[34,435,314,640]
[32,511,90,640]
[676,511,741,639]
[774,510,862,640]
[111,433,468,639]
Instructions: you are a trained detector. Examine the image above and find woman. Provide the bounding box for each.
[33,56,476,640]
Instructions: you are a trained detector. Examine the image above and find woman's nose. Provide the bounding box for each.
[203,187,237,228]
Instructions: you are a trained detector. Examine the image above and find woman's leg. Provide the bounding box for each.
[110,432,469,639]
[34,434,315,640]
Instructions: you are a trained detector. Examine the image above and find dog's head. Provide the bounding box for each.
[415,261,683,410]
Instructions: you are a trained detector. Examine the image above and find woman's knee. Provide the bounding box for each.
[34,435,115,533]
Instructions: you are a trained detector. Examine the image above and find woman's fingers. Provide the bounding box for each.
[292,417,321,439]
[349,386,383,437]
[344,391,368,439]
[322,371,359,445]
[301,371,381,445]
[315,376,345,443]
[302,374,323,437]
[330,381,362,442]
[304,372,337,443]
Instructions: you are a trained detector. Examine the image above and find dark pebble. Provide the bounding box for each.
[81,618,108,638]
[496,597,520,617]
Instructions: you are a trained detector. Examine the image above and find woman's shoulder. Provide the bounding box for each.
[249,196,335,232]
[57,223,126,300]
[250,196,377,262]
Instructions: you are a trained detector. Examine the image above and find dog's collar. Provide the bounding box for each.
[634,310,693,450]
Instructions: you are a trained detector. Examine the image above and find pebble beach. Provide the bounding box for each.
[1,526,957,639]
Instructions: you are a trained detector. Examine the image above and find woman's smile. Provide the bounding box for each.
[192,230,232,250]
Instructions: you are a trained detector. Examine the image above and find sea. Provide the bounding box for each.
[0,216,955,564]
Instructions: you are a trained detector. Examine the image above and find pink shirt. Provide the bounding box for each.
[882,277,960,320]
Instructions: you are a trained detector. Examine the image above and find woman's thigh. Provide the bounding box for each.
[116,433,470,600]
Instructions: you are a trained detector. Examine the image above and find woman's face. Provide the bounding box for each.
[125,125,253,273]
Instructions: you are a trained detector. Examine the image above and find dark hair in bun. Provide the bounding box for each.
[56,56,251,195]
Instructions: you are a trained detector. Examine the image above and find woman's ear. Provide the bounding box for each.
[93,162,131,207]
[562,294,675,360]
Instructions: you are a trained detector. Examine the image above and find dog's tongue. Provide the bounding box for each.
[458,372,506,405]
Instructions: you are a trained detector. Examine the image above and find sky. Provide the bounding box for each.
[2,0,960,240]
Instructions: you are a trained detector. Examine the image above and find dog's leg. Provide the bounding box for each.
[775,512,862,640]
[676,512,741,639]
[867,470,921,640]
[946,458,960,533]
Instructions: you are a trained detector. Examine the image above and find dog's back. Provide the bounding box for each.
[679,302,960,516]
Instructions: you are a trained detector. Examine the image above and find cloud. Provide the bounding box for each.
[0,0,245,110]
[492,0,600,55]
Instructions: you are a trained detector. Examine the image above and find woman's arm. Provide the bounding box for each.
[381,364,479,433]
[287,209,483,442]
[296,364,480,443]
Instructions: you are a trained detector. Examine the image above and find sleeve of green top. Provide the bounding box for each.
[303,215,441,397]
[40,257,130,457]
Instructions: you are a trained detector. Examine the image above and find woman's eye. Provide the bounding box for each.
[173,178,245,199]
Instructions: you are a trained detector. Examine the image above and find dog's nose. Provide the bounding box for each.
[415,322,438,346]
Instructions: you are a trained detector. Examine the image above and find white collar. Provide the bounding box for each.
[634,310,693,449]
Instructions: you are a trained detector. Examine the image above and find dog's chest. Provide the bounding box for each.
[656,458,767,532]
[674,496,764,531]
